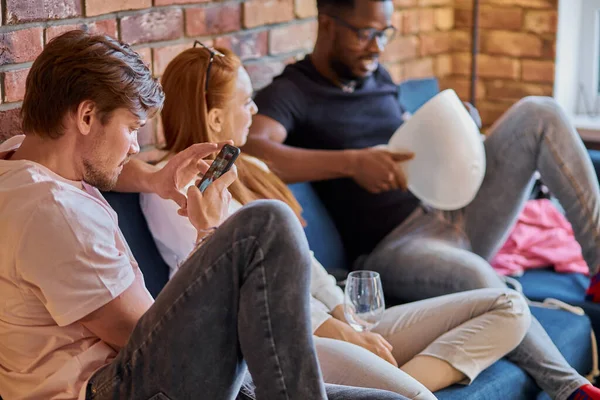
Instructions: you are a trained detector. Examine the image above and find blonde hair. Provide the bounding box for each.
[160,46,304,224]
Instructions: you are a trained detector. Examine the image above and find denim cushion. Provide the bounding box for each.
[588,149,600,180]
[397,78,440,114]
[289,182,349,281]
[102,191,169,298]
[516,269,600,349]
[435,307,593,400]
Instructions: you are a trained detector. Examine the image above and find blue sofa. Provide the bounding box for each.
[102,79,597,399]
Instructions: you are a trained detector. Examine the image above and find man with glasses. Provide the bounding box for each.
[245,0,600,398]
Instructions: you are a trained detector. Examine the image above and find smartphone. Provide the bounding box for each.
[197,144,240,193]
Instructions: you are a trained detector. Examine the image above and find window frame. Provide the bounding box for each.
[576,0,600,116]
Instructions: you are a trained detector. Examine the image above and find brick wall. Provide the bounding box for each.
[0,0,454,148]
[446,0,558,128]
[0,0,558,145]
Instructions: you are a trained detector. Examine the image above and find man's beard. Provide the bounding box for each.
[82,158,119,191]
[330,57,363,83]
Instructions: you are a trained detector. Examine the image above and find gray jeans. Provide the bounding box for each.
[363,97,600,400]
[316,288,531,399]
[86,200,407,400]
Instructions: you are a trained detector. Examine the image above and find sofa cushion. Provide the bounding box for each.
[102,191,169,298]
[289,182,349,281]
[398,78,440,114]
[516,269,600,348]
[588,150,600,180]
[435,306,593,400]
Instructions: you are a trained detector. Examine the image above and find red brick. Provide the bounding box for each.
[403,58,434,80]
[455,6,523,30]
[295,0,317,18]
[478,54,521,79]
[478,100,514,127]
[486,80,553,100]
[453,8,471,28]
[382,36,419,62]
[231,32,268,61]
[522,59,555,82]
[482,31,543,57]
[244,0,294,29]
[46,19,118,43]
[420,32,451,56]
[46,24,80,43]
[542,38,556,59]
[0,108,23,141]
[402,10,420,34]
[386,63,404,83]
[451,29,472,52]
[245,60,286,90]
[419,8,435,32]
[153,44,189,76]
[6,0,81,24]
[4,68,29,103]
[524,10,557,33]
[418,0,452,5]
[186,4,241,37]
[434,54,452,76]
[269,21,317,55]
[0,28,44,66]
[155,0,208,5]
[394,0,417,7]
[86,0,151,17]
[392,11,403,32]
[439,76,486,100]
[214,37,233,50]
[87,19,119,38]
[135,47,153,72]
[454,54,523,81]
[481,0,555,8]
[435,7,454,31]
[120,9,183,45]
[451,53,471,76]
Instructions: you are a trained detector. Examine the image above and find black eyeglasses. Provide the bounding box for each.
[193,40,225,93]
[326,15,397,47]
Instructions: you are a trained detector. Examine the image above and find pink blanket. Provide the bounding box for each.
[491,199,589,276]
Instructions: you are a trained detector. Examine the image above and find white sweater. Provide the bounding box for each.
[140,156,344,332]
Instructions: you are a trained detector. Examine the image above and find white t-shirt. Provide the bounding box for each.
[140,155,344,332]
[0,135,152,400]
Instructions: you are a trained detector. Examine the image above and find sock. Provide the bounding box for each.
[568,385,600,400]
[586,272,600,303]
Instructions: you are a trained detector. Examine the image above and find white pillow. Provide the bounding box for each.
[388,89,486,211]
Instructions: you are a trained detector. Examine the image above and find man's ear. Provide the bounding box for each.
[207,107,224,134]
[75,100,97,136]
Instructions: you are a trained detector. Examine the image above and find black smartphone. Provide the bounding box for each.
[197,144,240,193]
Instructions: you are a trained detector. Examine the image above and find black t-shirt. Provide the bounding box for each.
[254,56,420,261]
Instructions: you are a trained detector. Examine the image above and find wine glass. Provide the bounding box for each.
[344,270,385,332]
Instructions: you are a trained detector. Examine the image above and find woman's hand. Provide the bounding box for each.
[315,310,397,367]
[349,330,397,367]
[186,165,238,240]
